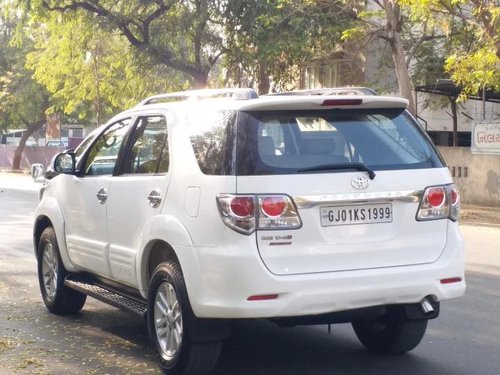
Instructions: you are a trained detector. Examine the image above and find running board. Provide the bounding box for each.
[65,277,147,318]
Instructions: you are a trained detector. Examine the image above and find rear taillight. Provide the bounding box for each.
[261,196,287,217]
[449,184,460,221]
[257,195,302,230]
[427,187,446,208]
[230,196,254,217]
[217,195,255,234]
[416,184,460,221]
[216,194,302,235]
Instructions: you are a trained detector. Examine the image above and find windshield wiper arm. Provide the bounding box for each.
[298,162,376,180]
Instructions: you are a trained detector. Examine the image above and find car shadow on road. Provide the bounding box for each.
[212,319,451,375]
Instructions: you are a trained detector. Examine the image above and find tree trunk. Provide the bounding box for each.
[391,39,415,114]
[12,130,32,170]
[450,97,458,147]
[383,0,416,115]
[258,63,271,94]
[12,121,45,170]
[191,68,209,88]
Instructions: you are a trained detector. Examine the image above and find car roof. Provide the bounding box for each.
[108,88,409,124]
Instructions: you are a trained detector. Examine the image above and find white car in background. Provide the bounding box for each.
[32,88,465,375]
[45,139,67,147]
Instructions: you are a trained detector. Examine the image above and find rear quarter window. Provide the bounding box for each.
[188,110,237,175]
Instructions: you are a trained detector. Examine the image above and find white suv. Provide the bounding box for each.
[33,88,465,375]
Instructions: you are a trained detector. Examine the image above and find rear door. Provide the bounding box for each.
[236,106,451,275]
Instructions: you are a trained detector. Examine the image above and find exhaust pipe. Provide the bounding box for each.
[420,297,435,315]
[406,296,440,320]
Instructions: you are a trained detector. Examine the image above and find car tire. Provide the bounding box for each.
[37,227,86,315]
[352,306,428,355]
[147,261,221,375]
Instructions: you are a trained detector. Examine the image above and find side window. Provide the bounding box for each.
[124,116,169,174]
[84,119,131,176]
[74,129,99,162]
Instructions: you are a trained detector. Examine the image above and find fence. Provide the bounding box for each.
[0,145,64,170]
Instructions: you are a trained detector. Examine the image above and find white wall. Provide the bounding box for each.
[417,94,500,132]
[438,146,500,207]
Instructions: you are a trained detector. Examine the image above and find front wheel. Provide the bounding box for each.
[352,306,428,355]
[147,262,221,375]
[37,227,86,315]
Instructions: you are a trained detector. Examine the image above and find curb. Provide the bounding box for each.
[460,221,500,229]
[0,169,31,175]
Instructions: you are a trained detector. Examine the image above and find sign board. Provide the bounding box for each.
[471,120,500,155]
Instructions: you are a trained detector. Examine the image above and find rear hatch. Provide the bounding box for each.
[235,97,451,275]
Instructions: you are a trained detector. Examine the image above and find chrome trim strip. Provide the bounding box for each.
[294,190,423,209]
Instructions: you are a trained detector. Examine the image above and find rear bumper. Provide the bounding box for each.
[180,223,465,319]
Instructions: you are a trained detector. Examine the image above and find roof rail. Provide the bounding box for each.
[138,88,258,106]
[266,87,378,97]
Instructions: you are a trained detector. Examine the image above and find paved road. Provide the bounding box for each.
[1,189,500,374]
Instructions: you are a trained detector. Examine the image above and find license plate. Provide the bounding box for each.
[320,203,393,227]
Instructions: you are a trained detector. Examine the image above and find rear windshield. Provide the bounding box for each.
[236,108,443,175]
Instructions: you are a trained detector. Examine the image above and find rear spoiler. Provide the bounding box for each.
[238,96,409,111]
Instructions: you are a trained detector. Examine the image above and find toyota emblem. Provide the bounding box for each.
[351,176,369,190]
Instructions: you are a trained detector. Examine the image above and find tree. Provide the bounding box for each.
[22,0,356,96]
[342,0,453,114]
[401,0,500,97]
[26,11,181,126]
[21,0,227,87]
[222,0,354,93]
[0,9,52,170]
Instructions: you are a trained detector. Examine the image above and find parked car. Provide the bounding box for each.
[45,139,66,147]
[32,88,465,374]
[26,137,38,146]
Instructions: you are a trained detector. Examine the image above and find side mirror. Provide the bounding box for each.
[53,152,76,174]
[31,163,46,183]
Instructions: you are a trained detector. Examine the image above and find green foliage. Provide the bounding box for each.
[20,0,226,87]
[25,11,183,125]
[0,5,53,169]
[446,47,500,99]
[341,27,365,42]
[222,0,353,92]
[402,0,500,97]
[0,8,50,133]
[9,0,496,128]
[14,0,355,123]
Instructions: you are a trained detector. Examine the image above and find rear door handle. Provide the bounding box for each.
[148,189,162,208]
[96,188,108,204]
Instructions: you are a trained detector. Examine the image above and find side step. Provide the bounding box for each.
[65,277,147,318]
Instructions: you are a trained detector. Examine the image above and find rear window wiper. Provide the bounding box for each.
[298,162,376,180]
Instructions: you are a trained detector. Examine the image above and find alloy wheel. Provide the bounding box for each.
[41,243,58,301]
[154,282,183,361]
